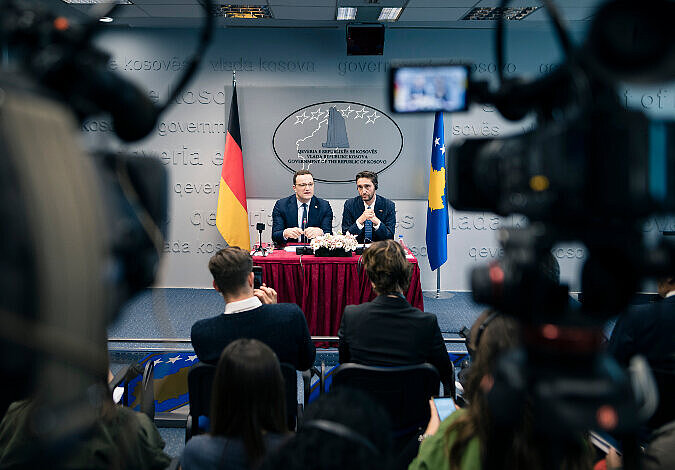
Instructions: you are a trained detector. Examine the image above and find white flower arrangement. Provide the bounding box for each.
[310,232,359,253]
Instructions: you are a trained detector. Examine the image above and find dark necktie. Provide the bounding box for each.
[301,203,308,243]
[364,206,373,241]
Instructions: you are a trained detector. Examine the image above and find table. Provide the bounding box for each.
[252,249,424,337]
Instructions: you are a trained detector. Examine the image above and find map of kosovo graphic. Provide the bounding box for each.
[428,167,446,211]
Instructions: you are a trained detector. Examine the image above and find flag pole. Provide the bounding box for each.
[426,267,454,299]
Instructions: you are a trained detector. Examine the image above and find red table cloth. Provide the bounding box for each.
[252,249,424,337]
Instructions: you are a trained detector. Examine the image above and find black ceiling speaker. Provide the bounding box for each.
[346,23,385,56]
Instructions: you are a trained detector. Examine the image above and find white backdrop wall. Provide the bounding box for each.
[80,26,673,290]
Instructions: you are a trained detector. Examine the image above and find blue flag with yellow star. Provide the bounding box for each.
[426,111,449,271]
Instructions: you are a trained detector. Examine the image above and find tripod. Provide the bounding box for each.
[251,223,267,256]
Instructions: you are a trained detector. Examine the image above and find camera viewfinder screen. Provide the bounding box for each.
[393,65,469,113]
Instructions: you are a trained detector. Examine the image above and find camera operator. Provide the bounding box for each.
[410,310,593,470]
[607,275,675,432]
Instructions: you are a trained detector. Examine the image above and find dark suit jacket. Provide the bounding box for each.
[608,296,675,429]
[272,195,333,244]
[191,303,316,370]
[341,195,396,243]
[338,295,453,394]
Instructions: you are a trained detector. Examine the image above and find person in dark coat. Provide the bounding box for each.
[341,170,395,243]
[338,240,453,394]
[272,170,333,245]
[191,247,315,371]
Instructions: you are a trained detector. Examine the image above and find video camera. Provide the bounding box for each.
[390,0,675,466]
[0,0,212,459]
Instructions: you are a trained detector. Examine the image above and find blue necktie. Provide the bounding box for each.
[301,203,308,243]
[364,206,373,241]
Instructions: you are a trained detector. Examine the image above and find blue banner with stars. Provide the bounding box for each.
[426,111,450,271]
[126,352,200,413]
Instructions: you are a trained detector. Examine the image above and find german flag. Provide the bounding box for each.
[216,85,250,249]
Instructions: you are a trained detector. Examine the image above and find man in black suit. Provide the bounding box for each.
[191,247,316,370]
[272,169,333,245]
[341,171,396,243]
[607,275,675,430]
[338,240,453,395]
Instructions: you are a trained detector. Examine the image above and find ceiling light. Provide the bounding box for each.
[99,16,113,22]
[62,0,131,4]
[337,7,357,21]
[213,5,273,19]
[461,7,539,21]
[378,7,402,22]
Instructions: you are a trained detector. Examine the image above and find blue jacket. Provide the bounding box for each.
[272,195,333,244]
[341,195,396,243]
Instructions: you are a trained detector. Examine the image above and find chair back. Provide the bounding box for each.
[331,363,440,438]
[280,363,300,431]
[186,361,301,441]
[186,363,216,441]
[649,359,675,430]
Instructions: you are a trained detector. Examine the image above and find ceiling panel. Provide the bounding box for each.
[399,7,469,21]
[406,0,478,6]
[336,0,406,6]
[269,5,336,19]
[139,4,205,17]
[268,0,335,6]
[66,4,151,17]
[524,7,596,20]
[132,0,203,5]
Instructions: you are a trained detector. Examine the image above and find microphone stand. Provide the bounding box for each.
[252,223,266,256]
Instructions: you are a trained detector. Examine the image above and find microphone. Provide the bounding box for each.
[356,236,372,255]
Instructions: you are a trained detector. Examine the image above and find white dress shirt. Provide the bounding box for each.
[223,296,262,315]
[356,195,381,231]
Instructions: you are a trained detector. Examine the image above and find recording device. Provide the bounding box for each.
[589,430,623,457]
[0,0,213,461]
[253,266,263,289]
[388,0,674,466]
[252,222,267,256]
[432,396,458,421]
[389,63,471,113]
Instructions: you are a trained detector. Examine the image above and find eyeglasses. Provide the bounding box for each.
[295,182,314,188]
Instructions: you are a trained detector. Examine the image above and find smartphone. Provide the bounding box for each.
[253,266,263,289]
[589,431,622,456]
[432,396,458,421]
[390,63,471,113]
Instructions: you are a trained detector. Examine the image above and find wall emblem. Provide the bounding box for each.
[273,101,403,183]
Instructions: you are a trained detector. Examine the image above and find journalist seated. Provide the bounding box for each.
[0,363,170,469]
[181,339,289,470]
[191,247,315,371]
[409,310,593,470]
[338,239,454,394]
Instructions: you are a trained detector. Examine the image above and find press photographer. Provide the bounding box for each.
[391,0,674,469]
[0,0,212,466]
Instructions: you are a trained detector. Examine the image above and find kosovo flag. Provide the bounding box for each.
[426,111,450,271]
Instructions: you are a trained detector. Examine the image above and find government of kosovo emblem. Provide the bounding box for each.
[273,101,403,183]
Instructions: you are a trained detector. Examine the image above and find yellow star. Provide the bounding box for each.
[428,167,446,211]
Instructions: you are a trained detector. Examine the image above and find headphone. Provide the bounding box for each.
[467,311,500,358]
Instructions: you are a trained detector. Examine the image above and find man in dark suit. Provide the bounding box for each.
[338,240,453,395]
[191,247,316,370]
[607,275,675,430]
[272,169,333,245]
[341,171,395,243]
